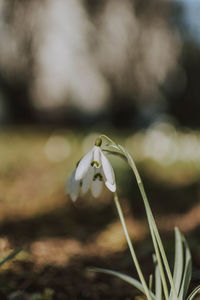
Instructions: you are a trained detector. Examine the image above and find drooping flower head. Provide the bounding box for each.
[67,137,116,201]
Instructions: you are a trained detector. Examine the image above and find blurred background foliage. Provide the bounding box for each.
[0,0,200,299]
[0,0,200,128]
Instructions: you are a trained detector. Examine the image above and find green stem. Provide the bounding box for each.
[100,134,117,147]
[127,154,179,300]
[113,192,152,300]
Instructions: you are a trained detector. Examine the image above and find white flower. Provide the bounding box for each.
[75,145,116,191]
[67,144,116,201]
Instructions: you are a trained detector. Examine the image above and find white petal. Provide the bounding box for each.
[81,167,94,194]
[101,151,115,185]
[105,180,116,192]
[75,149,93,180]
[67,170,80,201]
[93,146,101,167]
[91,179,103,198]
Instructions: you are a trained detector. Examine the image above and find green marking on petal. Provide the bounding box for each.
[93,173,103,181]
[91,161,99,167]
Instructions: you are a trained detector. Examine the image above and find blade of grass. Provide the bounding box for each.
[89,267,156,300]
[0,247,23,267]
[169,227,184,299]
[149,274,153,292]
[153,255,162,300]
[179,235,192,300]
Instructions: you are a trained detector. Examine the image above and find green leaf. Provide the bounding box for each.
[149,274,153,292]
[187,285,200,300]
[0,247,23,267]
[169,227,184,299]
[153,255,162,300]
[178,235,192,299]
[89,267,156,299]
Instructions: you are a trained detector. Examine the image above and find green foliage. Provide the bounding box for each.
[91,229,195,300]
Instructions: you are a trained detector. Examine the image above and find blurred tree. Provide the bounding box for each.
[0,0,199,128]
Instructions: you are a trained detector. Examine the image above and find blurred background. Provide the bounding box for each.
[0,0,200,299]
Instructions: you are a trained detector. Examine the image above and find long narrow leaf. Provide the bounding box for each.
[153,255,162,300]
[149,274,153,292]
[169,227,184,299]
[0,247,23,267]
[179,236,192,299]
[89,267,156,300]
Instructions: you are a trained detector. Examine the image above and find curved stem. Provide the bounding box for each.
[99,134,117,147]
[127,153,178,300]
[113,192,152,300]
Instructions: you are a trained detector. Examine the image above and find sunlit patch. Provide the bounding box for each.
[126,121,200,167]
[142,124,178,165]
[45,135,71,162]
[31,238,82,267]
[96,217,147,252]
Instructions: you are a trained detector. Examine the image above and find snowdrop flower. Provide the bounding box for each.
[67,137,116,201]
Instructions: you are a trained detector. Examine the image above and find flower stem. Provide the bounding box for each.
[100,134,117,147]
[113,192,152,300]
[127,154,178,300]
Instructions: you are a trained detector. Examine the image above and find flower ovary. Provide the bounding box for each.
[95,137,102,147]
